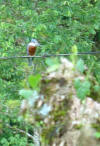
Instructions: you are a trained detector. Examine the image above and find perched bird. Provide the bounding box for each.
[27,39,40,66]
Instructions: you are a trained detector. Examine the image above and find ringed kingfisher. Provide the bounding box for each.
[27,39,40,66]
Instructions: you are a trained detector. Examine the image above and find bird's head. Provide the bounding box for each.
[31,39,40,47]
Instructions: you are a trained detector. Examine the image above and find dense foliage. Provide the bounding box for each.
[0,0,100,145]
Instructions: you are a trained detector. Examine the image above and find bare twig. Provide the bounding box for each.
[6,124,41,145]
[0,51,100,60]
[6,124,35,142]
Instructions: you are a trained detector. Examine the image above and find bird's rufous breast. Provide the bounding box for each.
[28,46,36,56]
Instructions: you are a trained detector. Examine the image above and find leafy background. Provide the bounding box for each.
[0,0,100,145]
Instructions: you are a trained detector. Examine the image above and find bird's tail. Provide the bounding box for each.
[28,57,33,66]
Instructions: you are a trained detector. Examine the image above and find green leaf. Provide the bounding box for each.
[45,58,59,66]
[28,74,41,89]
[72,45,78,54]
[94,132,100,138]
[93,85,100,92]
[47,64,60,72]
[74,80,91,100]
[19,89,33,98]
[45,58,60,72]
[76,59,85,73]
[54,35,62,43]
[45,58,55,66]
[74,78,81,89]
[71,45,78,65]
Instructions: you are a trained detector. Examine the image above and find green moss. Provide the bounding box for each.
[53,98,70,122]
[35,114,42,121]
[92,123,100,131]
[74,124,83,129]
[53,110,67,122]
[41,83,56,100]
[41,91,71,143]
[42,125,56,144]
[42,122,68,144]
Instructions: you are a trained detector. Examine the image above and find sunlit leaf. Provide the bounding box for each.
[28,74,41,89]
[94,132,100,138]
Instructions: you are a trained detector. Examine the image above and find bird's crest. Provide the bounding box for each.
[30,39,40,46]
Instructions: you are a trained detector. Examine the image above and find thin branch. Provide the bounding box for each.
[0,51,100,60]
[6,124,35,142]
[6,124,41,145]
